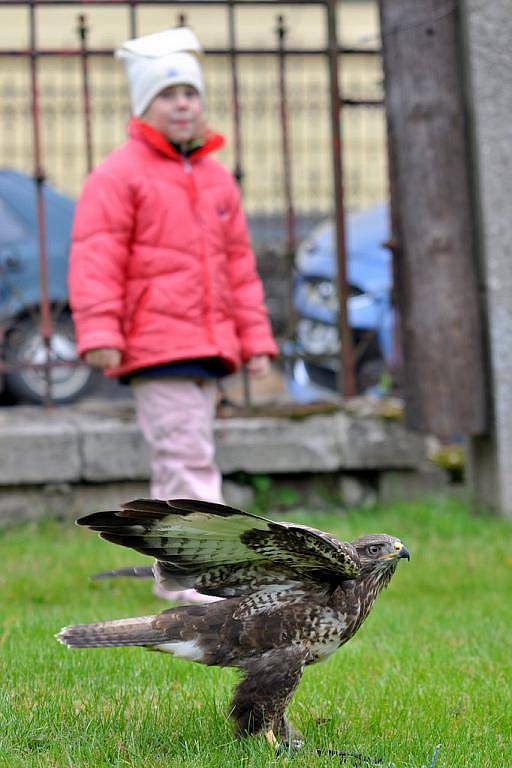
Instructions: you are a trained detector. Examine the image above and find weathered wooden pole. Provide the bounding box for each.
[378,0,488,438]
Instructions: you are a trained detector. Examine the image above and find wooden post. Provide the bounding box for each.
[379,0,488,437]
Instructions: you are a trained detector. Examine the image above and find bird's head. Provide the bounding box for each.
[352,533,410,581]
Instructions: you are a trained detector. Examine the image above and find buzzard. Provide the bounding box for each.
[58,498,409,750]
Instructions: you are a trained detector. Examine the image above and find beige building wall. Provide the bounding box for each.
[0,1,387,215]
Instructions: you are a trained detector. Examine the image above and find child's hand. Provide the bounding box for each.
[246,355,271,378]
[84,348,122,369]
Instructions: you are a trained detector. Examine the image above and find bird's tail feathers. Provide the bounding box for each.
[57,615,165,648]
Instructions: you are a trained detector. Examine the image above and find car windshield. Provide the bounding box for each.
[0,198,27,244]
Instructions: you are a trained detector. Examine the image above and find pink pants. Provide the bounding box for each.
[132,378,223,503]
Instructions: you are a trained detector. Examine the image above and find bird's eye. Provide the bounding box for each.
[368,544,381,556]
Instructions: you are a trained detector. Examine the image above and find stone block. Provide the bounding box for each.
[222,480,255,509]
[338,474,377,509]
[0,411,81,485]
[378,466,449,503]
[0,481,150,528]
[337,416,427,469]
[215,415,342,474]
[80,418,150,481]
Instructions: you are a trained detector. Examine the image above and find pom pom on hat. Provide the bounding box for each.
[116,27,204,116]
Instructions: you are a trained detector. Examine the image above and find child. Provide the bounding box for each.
[69,27,278,601]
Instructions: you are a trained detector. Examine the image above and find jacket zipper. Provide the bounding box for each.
[183,156,215,346]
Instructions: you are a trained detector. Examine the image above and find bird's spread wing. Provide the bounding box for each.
[77,498,360,597]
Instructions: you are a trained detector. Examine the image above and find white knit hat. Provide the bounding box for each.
[116,27,204,117]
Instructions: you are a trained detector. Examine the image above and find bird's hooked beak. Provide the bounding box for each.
[395,541,410,561]
[381,541,410,561]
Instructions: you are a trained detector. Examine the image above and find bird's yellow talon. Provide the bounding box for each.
[265,730,279,749]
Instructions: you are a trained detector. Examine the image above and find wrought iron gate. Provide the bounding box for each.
[0,0,387,405]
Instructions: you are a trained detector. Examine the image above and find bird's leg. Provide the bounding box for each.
[231,648,308,745]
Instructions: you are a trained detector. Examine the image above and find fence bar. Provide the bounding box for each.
[128,0,137,37]
[228,0,243,185]
[276,14,297,341]
[226,0,250,407]
[342,98,384,107]
[0,47,381,57]
[276,15,295,261]
[29,0,53,405]
[3,0,330,6]
[77,14,94,173]
[326,0,356,396]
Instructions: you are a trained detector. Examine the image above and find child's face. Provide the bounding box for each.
[143,84,203,144]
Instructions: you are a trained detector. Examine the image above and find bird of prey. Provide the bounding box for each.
[58,498,409,750]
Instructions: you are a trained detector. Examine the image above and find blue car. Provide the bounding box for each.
[0,169,95,403]
[289,203,394,398]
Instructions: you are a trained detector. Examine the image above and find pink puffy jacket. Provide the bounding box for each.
[69,118,278,378]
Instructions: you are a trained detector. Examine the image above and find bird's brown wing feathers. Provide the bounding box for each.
[77,498,360,596]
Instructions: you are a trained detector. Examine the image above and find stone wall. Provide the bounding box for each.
[0,399,450,526]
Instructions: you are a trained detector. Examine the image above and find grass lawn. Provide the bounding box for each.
[1,496,511,768]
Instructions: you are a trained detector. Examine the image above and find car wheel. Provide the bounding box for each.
[3,312,97,404]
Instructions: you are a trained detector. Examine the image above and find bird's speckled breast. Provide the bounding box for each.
[303,605,355,663]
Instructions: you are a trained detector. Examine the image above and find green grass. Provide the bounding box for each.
[1,497,511,767]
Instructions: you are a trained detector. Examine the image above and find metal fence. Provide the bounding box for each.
[0,0,387,405]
